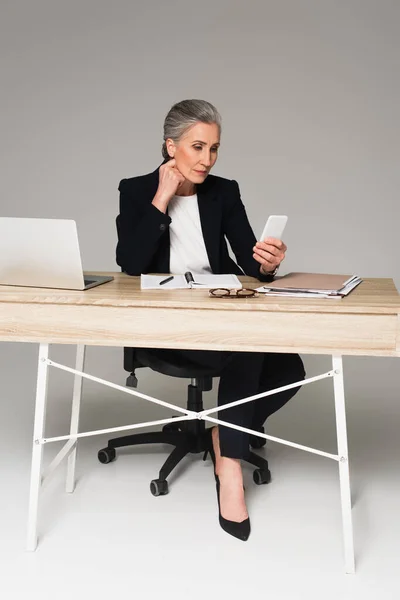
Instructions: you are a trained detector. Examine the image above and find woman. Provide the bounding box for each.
[116,99,305,541]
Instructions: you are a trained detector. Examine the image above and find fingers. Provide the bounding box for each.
[253,247,279,264]
[261,237,287,252]
[160,159,178,174]
[161,160,183,179]
[253,239,286,272]
[253,252,276,270]
[161,158,176,168]
[254,241,286,257]
[157,159,185,203]
[163,159,184,180]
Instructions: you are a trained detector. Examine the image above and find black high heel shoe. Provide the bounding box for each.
[203,428,250,541]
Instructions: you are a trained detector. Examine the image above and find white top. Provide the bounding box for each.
[168,193,212,274]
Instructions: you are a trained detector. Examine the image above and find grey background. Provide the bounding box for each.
[1,1,399,419]
[0,0,400,600]
[0,3,399,586]
[1,0,399,407]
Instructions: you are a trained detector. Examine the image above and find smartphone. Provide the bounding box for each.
[259,215,288,242]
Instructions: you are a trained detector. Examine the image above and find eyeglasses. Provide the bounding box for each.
[209,287,258,298]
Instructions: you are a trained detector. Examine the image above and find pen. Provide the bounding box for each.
[159,275,174,286]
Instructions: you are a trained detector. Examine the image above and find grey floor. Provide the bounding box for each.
[1,343,399,600]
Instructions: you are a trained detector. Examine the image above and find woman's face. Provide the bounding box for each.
[167,122,220,184]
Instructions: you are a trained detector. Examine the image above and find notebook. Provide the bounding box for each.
[141,272,242,290]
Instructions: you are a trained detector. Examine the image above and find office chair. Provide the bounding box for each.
[98,348,272,496]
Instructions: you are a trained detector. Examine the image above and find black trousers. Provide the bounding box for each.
[167,349,306,459]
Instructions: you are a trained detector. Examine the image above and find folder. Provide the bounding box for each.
[257,273,362,298]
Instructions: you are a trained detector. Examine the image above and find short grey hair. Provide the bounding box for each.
[162,99,221,159]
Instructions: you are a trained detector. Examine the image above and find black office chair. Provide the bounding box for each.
[98,348,271,496]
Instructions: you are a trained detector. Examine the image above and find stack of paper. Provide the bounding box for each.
[256,273,362,299]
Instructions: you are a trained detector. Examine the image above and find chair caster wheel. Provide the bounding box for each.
[253,468,271,485]
[98,447,116,464]
[150,479,169,496]
[250,427,266,449]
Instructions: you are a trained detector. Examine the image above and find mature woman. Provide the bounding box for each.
[116,99,305,541]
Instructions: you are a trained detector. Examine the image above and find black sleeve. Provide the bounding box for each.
[223,180,275,282]
[116,178,171,275]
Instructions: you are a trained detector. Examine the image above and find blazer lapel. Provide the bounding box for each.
[197,178,221,273]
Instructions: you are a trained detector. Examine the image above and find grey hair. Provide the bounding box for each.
[162,99,221,159]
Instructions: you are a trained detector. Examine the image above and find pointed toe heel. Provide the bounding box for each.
[216,478,251,541]
[204,428,251,541]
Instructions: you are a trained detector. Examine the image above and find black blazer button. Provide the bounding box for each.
[159,224,166,231]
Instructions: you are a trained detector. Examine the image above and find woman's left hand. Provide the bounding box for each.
[253,237,287,275]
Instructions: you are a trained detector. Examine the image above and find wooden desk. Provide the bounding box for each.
[0,274,399,355]
[1,274,399,572]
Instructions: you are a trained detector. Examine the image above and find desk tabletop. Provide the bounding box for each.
[0,273,399,315]
[0,273,399,355]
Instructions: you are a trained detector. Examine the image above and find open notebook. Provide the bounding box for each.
[141,272,242,290]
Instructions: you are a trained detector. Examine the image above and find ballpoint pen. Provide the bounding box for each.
[159,275,174,286]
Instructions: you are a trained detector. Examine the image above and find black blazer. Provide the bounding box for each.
[116,165,273,282]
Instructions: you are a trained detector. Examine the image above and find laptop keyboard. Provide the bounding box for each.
[84,279,97,286]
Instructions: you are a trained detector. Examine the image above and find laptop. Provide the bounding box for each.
[0,217,114,290]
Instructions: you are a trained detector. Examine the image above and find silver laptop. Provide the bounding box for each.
[0,217,114,290]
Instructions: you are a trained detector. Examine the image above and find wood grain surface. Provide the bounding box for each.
[1,274,399,356]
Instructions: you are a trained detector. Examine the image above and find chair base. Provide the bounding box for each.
[98,419,271,495]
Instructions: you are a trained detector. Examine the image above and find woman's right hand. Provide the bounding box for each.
[152,159,185,213]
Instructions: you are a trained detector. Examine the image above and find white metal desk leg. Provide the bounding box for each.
[26,343,50,551]
[332,355,355,574]
[66,345,86,493]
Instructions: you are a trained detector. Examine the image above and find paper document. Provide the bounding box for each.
[141,272,242,290]
[255,289,341,299]
[256,272,362,299]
